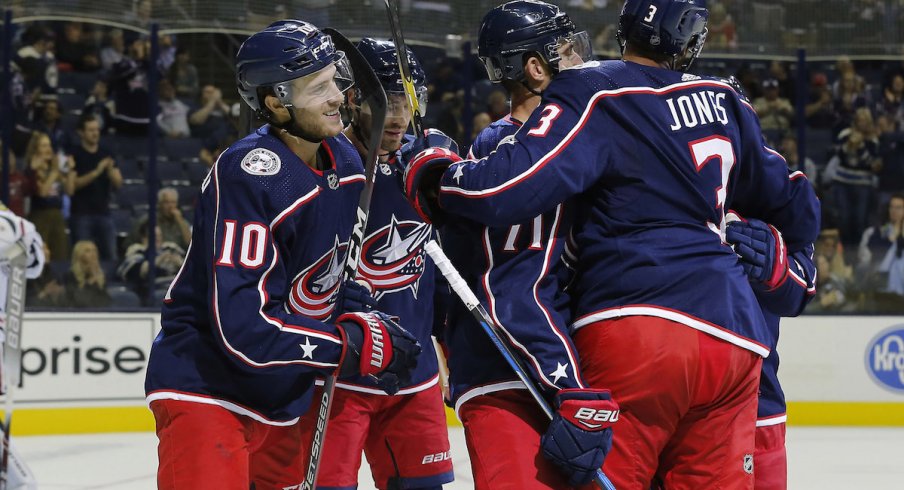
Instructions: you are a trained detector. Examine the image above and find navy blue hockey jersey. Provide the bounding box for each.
[444,115,585,413]
[437,61,821,357]
[145,125,364,424]
[754,245,817,424]
[333,144,442,395]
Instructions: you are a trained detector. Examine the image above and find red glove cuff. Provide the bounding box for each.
[337,312,394,377]
[556,388,620,432]
[764,223,789,290]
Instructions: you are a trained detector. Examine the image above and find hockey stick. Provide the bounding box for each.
[299,29,387,490]
[383,0,424,136]
[424,241,617,490]
[0,242,27,490]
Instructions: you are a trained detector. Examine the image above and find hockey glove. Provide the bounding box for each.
[726,216,788,289]
[540,388,618,486]
[337,311,421,395]
[331,279,377,318]
[401,129,461,224]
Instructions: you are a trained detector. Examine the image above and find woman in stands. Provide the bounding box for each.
[25,131,74,261]
[63,240,111,308]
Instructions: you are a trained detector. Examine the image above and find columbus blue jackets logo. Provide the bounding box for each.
[358,216,431,299]
[241,148,282,176]
[287,237,347,320]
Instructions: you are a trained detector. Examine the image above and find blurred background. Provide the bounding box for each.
[1,0,903,315]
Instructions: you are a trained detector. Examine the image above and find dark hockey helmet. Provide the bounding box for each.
[235,20,354,116]
[617,0,708,71]
[477,0,591,83]
[356,37,428,114]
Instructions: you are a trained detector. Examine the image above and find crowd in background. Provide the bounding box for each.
[1,12,903,313]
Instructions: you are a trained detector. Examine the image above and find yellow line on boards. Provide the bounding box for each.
[3,401,902,435]
[787,402,904,426]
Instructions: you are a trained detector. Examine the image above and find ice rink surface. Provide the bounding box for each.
[15,426,904,489]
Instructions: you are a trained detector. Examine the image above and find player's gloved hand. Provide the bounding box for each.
[401,129,461,224]
[331,279,377,317]
[725,214,788,289]
[540,388,618,486]
[337,311,421,395]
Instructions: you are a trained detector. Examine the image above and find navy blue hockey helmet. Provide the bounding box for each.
[477,0,591,83]
[617,0,708,71]
[236,20,354,115]
[356,37,428,114]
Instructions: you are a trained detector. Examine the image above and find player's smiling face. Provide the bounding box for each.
[289,64,346,138]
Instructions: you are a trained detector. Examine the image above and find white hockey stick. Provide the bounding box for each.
[425,241,616,490]
[0,242,27,490]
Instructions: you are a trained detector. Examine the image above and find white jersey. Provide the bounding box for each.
[0,206,44,328]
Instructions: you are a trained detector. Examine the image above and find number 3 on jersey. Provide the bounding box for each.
[689,135,736,238]
[216,220,269,268]
[527,104,563,137]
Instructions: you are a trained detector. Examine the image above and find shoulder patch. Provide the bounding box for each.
[241,148,282,176]
[682,73,702,81]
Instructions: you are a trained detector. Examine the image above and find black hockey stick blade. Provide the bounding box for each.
[383,0,424,136]
[299,28,387,490]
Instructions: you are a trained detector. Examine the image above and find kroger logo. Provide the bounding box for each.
[866,326,904,393]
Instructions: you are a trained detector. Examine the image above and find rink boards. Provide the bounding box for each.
[2,312,903,435]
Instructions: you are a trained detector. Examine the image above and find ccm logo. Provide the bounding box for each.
[573,407,619,429]
[421,451,451,464]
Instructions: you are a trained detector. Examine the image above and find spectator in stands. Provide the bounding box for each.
[27,241,66,307]
[56,22,100,73]
[753,78,794,145]
[169,46,199,100]
[830,107,882,245]
[781,135,819,190]
[198,135,235,169]
[858,194,904,292]
[83,80,115,133]
[188,84,234,149]
[435,91,464,147]
[63,240,111,308]
[133,187,191,250]
[877,114,904,207]
[15,24,57,95]
[833,64,870,128]
[0,139,32,217]
[157,34,177,73]
[472,112,492,142]
[70,114,122,261]
[486,90,508,122]
[875,74,904,124]
[100,29,125,72]
[806,72,837,130]
[31,98,68,152]
[109,38,154,135]
[118,221,186,303]
[26,131,73,261]
[768,60,795,102]
[811,228,856,312]
[706,1,737,50]
[157,79,191,138]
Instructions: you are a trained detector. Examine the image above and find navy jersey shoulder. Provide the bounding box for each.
[146,126,365,423]
[467,115,523,159]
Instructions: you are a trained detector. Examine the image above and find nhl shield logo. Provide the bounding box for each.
[326,172,339,190]
[380,163,393,176]
[241,148,281,176]
[743,454,754,474]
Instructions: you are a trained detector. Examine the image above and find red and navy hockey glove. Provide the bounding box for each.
[726,216,788,289]
[401,129,461,224]
[337,311,421,395]
[540,388,619,486]
[330,279,377,319]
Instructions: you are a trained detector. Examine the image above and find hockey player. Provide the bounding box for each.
[0,204,42,490]
[725,211,817,490]
[298,38,454,490]
[429,2,616,488]
[402,0,821,488]
[143,21,421,489]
